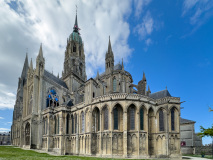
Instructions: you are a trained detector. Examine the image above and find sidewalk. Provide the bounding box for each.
[183,156,211,160]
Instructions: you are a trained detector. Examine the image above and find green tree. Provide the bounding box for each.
[198,125,213,137]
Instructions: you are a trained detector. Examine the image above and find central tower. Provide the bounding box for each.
[62,13,87,92]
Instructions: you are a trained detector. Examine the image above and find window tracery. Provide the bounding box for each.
[46,88,59,108]
[159,109,164,131]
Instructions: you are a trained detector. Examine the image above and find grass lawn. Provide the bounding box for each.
[0,146,159,160]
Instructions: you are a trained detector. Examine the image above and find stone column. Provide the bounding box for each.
[76,113,79,155]
[59,112,64,155]
[99,112,102,156]
[137,110,140,158]
[123,111,128,158]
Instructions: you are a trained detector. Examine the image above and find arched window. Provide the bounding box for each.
[57,117,59,134]
[73,44,76,52]
[171,108,175,131]
[130,106,135,130]
[81,112,84,133]
[46,88,59,108]
[103,107,108,130]
[66,115,70,134]
[75,115,77,133]
[159,109,164,131]
[71,115,74,134]
[54,117,57,134]
[140,108,144,130]
[113,107,118,130]
[113,78,116,92]
[25,123,30,145]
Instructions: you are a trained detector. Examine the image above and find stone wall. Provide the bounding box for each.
[195,145,212,155]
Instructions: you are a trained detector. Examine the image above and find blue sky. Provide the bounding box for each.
[0,0,213,144]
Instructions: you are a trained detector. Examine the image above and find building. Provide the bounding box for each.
[180,118,202,154]
[11,13,182,158]
[0,132,11,145]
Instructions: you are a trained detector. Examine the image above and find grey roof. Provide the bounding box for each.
[44,70,68,89]
[149,89,171,99]
[180,118,195,124]
[114,63,122,70]
[62,100,73,107]
[0,132,10,135]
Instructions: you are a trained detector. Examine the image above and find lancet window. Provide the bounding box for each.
[159,109,164,131]
[46,88,59,108]
[171,108,175,131]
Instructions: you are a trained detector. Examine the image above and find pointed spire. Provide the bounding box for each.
[73,7,79,33]
[142,72,146,81]
[30,58,33,70]
[108,36,112,53]
[122,58,124,70]
[148,85,151,92]
[96,70,99,79]
[38,43,43,58]
[21,53,29,78]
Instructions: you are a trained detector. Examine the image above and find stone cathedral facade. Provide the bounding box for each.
[11,14,182,158]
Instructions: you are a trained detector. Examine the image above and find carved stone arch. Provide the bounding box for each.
[169,105,179,112]
[100,104,109,113]
[156,107,167,117]
[111,102,124,112]
[156,135,162,140]
[126,102,138,112]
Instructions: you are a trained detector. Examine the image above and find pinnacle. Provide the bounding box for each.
[142,72,146,81]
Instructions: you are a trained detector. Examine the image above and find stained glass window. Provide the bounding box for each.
[104,107,108,130]
[140,108,144,130]
[130,107,135,130]
[57,116,59,134]
[81,112,84,133]
[71,115,74,134]
[159,109,164,131]
[75,115,77,133]
[171,108,175,131]
[113,78,116,92]
[66,115,69,134]
[46,88,59,108]
[114,107,118,130]
[54,117,57,134]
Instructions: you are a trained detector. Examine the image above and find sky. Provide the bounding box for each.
[0,0,213,144]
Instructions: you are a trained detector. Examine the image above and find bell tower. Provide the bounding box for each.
[62,12,87,92]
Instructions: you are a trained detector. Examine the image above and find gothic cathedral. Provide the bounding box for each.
[11,13,181,159]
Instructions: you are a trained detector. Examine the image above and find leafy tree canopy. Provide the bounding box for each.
[198,125,213,137]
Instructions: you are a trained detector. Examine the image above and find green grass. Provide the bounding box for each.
[0,146,158,160]
[183,154,213,159]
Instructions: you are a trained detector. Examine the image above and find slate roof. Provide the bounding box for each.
[44,70,68,89]
[149,89,171,99]
[114,63,122,70]
[62,100,73,107]
[180,118,195,124]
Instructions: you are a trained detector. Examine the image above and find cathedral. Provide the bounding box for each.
[11,13,182,159]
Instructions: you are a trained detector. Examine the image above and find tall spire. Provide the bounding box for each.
[142,72,146,81]
[108,36,112,53]
[38,43,43,58]
[73,5,79,33]
[21,53,29,78]
[122,58,124,70]
[30,58,33,71]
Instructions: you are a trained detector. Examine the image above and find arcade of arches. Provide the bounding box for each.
[37,100,180,158]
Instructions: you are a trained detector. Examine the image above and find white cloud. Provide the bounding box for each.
[134,11,154,41]
[134,0,151,18]
[0,117,4,119]
[0,0,133,109]
[0,128,10,132]
[182,0,213,26]
[145,38,152,46]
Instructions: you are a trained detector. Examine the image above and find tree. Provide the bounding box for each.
[198,125,213,137]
